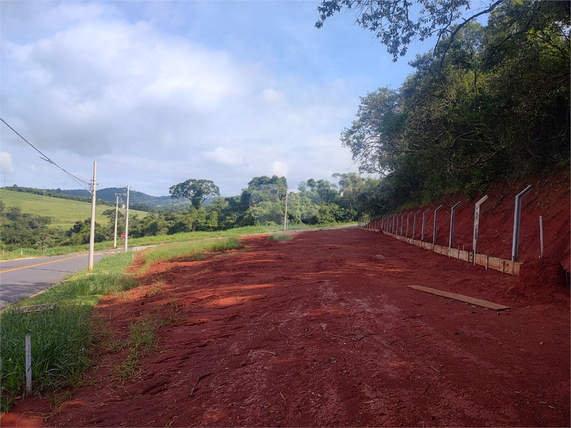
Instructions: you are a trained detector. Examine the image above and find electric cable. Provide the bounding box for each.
[0,117,92,192]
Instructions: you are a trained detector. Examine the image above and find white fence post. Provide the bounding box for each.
[511,185,533,262]
[473,195,489,258]
[432,204,443,245]
[449,201,462,249]
[26,334,32,395]
[421,208,430,242]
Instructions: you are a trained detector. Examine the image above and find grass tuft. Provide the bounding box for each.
[136,237,242,274]
[115,315,163,380]
[269,233,293,241]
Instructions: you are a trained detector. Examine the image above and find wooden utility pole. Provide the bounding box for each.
[283,192,288,231]
[113,194,119,249]
[124,186,130,253]
[88,161,97,271]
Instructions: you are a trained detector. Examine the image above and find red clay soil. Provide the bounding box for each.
[391,169,570,271]
[3,228,569,427]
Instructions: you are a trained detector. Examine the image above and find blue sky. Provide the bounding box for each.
[0,0,436,196]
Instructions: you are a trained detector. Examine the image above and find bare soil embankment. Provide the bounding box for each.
[396,169,570,295]
[3,219,569,427]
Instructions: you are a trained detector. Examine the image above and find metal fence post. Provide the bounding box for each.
[473,195,489,256]
[26,334,32,395]
[432,204,443,245]
[539,216,544,258]
[421,208,430,242]
[406,212,412,238]
[449,201,462,249]
[400,214,404,236]
[413,209,421,240]
[511,185,533,262]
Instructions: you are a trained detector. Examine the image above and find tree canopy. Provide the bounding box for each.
[339,0,569,212]
[169,179,220,209]
[316,0,570,60]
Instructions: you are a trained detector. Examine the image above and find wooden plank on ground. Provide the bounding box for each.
[408,285,510,311]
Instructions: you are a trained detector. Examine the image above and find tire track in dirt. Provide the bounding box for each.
[3,229,569,427]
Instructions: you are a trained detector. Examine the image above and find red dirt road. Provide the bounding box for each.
[3,228,569,427]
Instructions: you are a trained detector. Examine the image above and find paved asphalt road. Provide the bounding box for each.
[0,250,125,309]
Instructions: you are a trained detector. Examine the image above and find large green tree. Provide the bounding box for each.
[316,0,569,60]
[339,1,569,209]
[169,179,220,209]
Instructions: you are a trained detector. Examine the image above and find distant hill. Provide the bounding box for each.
[57,187,190,211]
[57,187,220,211]
[2,185,218,212]
[0,188,149,230]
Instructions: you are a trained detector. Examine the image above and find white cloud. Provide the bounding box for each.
[0,152,15,174]
[203,147,243,166]
[2,18,253,157]
[262,88,284,104]
[271,161,288,177]
[0,1,371,196]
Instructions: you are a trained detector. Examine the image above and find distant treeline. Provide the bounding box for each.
[1,185,184,212]
[2,185,113,207]
[0,173,369,251]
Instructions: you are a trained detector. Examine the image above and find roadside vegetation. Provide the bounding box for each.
[0,238,241,412]
[0,221,355,261]
[1,176,358,260]
[135,237,242,274]
[269,233,293,242]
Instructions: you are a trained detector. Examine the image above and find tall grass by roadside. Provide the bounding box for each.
[1,222,356,261]
[136,237,242,274]
[0,305,93,410]
[0,238,244,412]
[269,233,293,241]
[0,253,135,412]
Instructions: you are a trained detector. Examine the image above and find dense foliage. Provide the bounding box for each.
[339,0,569,214]
[1,185,112,207]
[0,174,363,251]
[169,179,221,210]
[316,0,569,60]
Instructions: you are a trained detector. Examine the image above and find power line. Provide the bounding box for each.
[0,117,92,192]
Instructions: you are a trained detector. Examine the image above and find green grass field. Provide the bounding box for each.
[0,189,148,230]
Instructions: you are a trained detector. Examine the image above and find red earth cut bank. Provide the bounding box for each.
[2,220,569,427]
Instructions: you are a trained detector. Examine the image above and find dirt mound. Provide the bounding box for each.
[509,258,567,299]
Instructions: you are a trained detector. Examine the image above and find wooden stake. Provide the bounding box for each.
[539,216,544,258]
[26,334,32,395]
